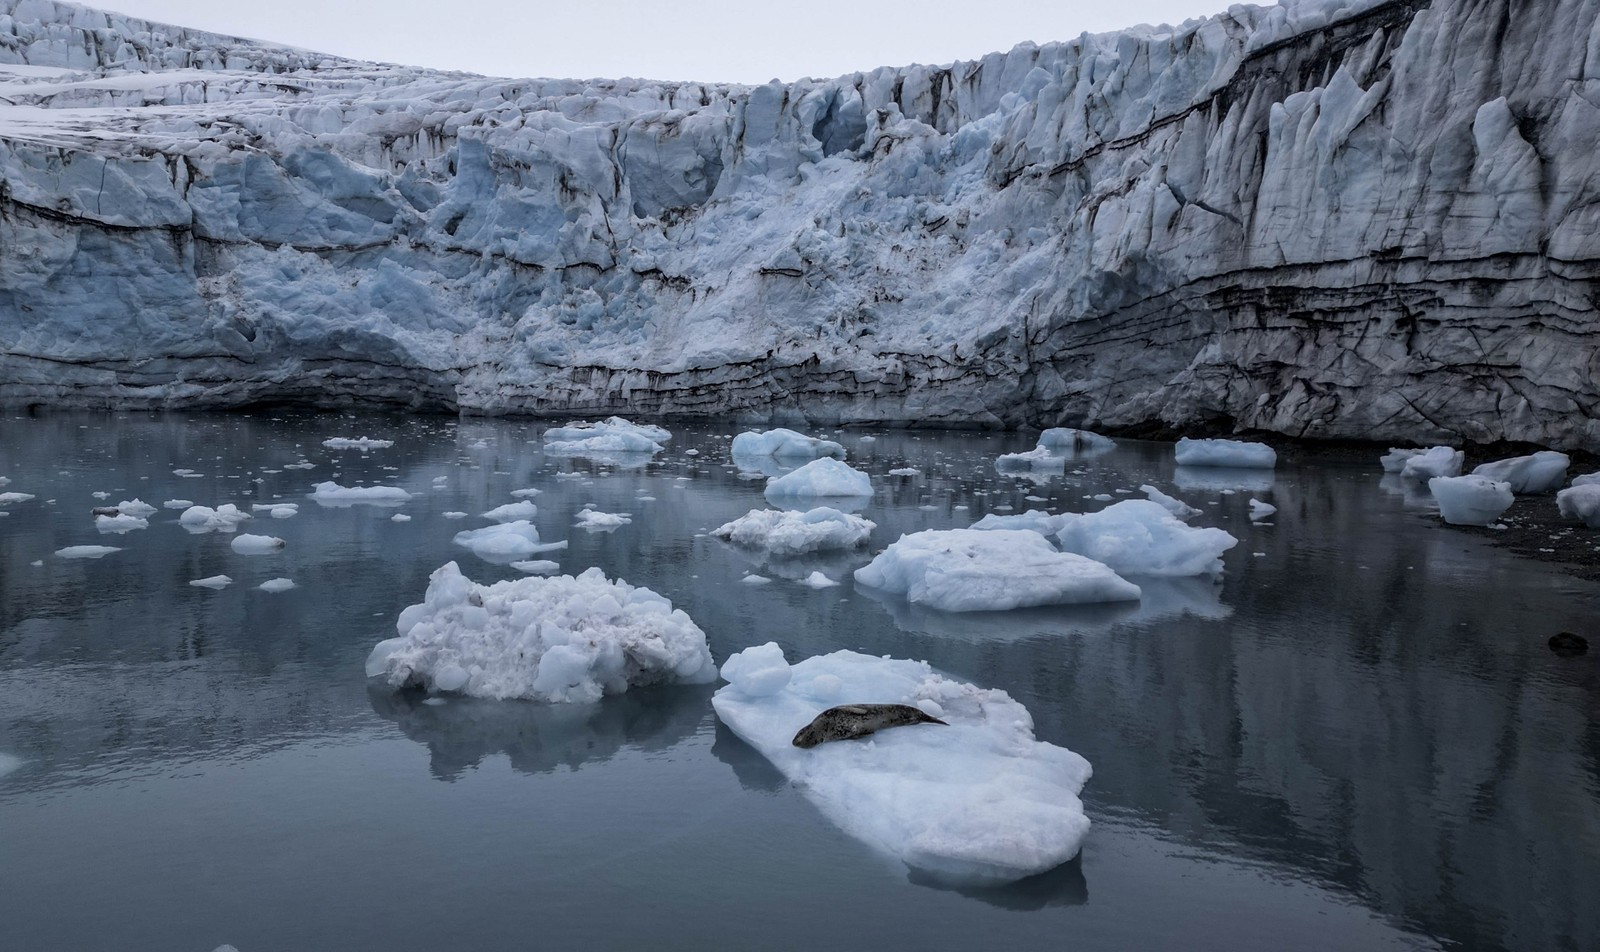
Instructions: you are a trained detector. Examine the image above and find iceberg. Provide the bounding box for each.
[764,458,874,501]
[1428,475,1513,527]
[712,645,1092,883]
[1173,438,1276,470]
[366,562,716,701]
[1470,451,1570,494]
[853,529,1140,611]
[731,428,846,460]
[1055,500,1238,577]
[712,507,875,556]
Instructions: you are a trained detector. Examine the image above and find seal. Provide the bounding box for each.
[792,703,948,748]
[1549,631,1589,657]
[90,506,122,517]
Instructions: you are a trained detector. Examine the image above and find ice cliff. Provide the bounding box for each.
[2,0,1598,449]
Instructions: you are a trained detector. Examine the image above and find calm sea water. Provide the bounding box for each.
[1,410,1596,952]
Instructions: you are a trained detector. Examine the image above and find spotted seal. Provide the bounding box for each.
[792,704,948,748]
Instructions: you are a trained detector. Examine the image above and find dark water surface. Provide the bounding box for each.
[1,410,1596,952]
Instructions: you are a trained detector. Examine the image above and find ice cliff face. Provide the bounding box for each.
[1,0,1598,448]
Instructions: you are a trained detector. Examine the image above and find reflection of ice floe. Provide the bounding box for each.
[1172,466,1276,493]
[545,449,658,470]
[1378,474,1439,511]
[731,452,801,479]
[367,683,710,782]
[907,855,1088,910]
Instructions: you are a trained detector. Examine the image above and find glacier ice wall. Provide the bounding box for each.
[1,0,1598,448]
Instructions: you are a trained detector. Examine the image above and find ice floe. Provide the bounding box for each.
[189,575,232,589]
[309,481,413,506]
[231,533,286,554]
[55,545,120,559]
[854,529,1140,611]
[179,504,253,532]
[482,500,539,522]
[366,562,716,701]
[1173,438,1276,469]
[1038,428,1115,452]
[1429,475,1513,526]
[1140,485,1200,520]
[0,492,36,505]
[1470,451,1569,494]
[322,437,394,450]
[731,428,846,460]
[543,417,669,454]
[712,645,1092,883]
[1556,485,1600,527]
[712,507,875,556]
[575,508,631,530]
[1055,500,1237,577]
[452,521,545,561]
[968,510,1070,536]
[94,513,148,533]
[764,458,874,502]
[1400,446,1464,482]
[258,578,297,592]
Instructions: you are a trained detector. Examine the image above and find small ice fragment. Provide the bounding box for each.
[55,545,121,559]
[231,534,286,554]
[259,578,297,592]
[391,513,412,522]
[800,571,839,589]
[1248,498,1278,520]
[189,575,233,589]
[509,559,560,574]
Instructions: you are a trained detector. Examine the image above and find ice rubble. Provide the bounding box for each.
[731,428,846,460]
[1429,475,1513,527]
[94,512,147,533]
[1173,438,1276,470]
[712,507,875,556]
[55,545,120,558]
[543,418,669,455]
[365,562,717,701]
[764,458,874,501]
[309,481,413,505]
[712,644,1092,883]
[1556,485,1600,528]
[1055,500,1238,577]
[1400,447,1464,482]
[1470,451,1570,494]
[853,529,1140,611]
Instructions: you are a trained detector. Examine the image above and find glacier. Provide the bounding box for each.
[2,0,1599,449]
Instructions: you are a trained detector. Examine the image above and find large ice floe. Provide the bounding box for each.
[1557,485,1600,527]
[712,644,1092,883]
[764,458,874,502]
[731,428,846,460]
[1429,475,1513,526]
[542,418,669,455]
[713,507,875,556]
[853,529,1140,611]
[1470,451,1570,494]
[1173,438,1276,469]
[366,562,716,701]
[1055,500,1238,577]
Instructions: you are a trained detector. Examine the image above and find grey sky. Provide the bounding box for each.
[97,1,1226,84]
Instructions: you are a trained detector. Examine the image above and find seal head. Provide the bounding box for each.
[792,703,948,748]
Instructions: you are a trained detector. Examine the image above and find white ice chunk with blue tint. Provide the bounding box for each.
[252,503,299,518]
[575,508,631,529]
[854,529,1140,611]
[712,507,875,556]
[1429,475,1513,526]
[543,417,669,454]
[1400,446,1464,482]
[1140,485,1200,520]
[1173,438,1276,469]
[481,501,538,522]
[1573,472,1600,487]
[1557,484,1600,527]
[800,571,839,589]
[1056,500,1238,577]
[712,645,1092,884]
[995,446,1065,472]
[179,504,253,532]
[322,437,394,450]
[452,521,544,560]
[1248,498,1277,521]
[510,559,561,575]
[1380,448,1424,473]
[1470,451,1570,494]
[113,499,156,517]
[163,499,195,509]
[1038,428,1115,452]
[968,509,1070,536]
[231,533,286,554]
[731,428,846,460]
[0,492,37,505]
[309,482,412,506]
[509,488,543,498]
[95,513,148,533]
[366,562,716,701]
[764,458,874,501]
[55,545,121,559]
[189,575,233,589]
[259,578,297,592]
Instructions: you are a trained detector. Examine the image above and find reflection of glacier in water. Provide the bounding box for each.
[367,683,712,781]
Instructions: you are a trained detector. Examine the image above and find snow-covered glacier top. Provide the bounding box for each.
[2,0,1596,450]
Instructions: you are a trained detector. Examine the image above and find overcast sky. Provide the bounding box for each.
[97,1,1226,84]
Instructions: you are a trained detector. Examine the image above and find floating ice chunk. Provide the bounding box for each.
[765,458,874,501]
[857,436,876,443]
[854,529,1140,612]
[741,574,773,585]
[0,492,36,505]
[179,504,253,532]
[888,468,921,476]
[1556,485,1600,527]
[712,646,1092,883]
[112,499,156,517]
[1429,475,1513,526]
[95,513,148,533]
[1056,500,1238,577]
[731,428,846,460]
[231,534,286,554]
[1140,485,1200,520]
[163,499,195,509]
[322,437,394,450]
[367,562,716,701]
[510,560,561,575]
[543,417,669,454]
[1038,428,1115,452]
[92,491,110,500]
[995,446,1065,472]
[509,488,543,498]
[1400,446,1464,482]
[251,502,299,518]
[189,575,233,589]
[800,571,839,589]
[712,507,875,556]
[1248,498,1277,520]
[1573,472,1600,487]
[259,578,297,592]
[391,513,412,522]
[309,482,412,506]
[1173,438,1276,469]
[1380,448,1425,473]
[443,511,468,519]
[482,501,539,522]
[55,545,121,559]
[575,508,632,530]
[968,510,1070,536]
[1471,451,1570,494]
[452,521,543,561]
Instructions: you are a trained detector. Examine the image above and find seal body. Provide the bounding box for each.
[792,703,948,748]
